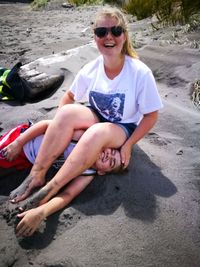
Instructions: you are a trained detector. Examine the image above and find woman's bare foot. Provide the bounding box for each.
[24,181,60,212]
[20,185,52,211]
[9,172,45,203]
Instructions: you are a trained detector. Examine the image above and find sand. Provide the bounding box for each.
[0,1,200,267]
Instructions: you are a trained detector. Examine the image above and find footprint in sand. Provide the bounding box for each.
[57,208,82,234]
[39,107,57,115]
[146,132,171,146]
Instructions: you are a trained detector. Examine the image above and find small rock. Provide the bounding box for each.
[62,3,74,9]
[176,149,183,155]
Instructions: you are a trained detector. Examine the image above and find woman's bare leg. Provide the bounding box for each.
[21,122,127,206]
[10,104,99,203]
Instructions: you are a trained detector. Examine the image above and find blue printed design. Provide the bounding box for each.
[89,91,125,122]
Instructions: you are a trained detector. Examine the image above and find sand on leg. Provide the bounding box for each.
[9,104,99,203]
[19,122,127,206]
[9,171,46,202]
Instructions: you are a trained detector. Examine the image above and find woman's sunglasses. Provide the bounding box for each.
[94,26,124,38]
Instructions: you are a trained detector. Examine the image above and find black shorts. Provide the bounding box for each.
[88,106,137,138]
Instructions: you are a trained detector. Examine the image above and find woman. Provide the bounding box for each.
[10,7,163,205]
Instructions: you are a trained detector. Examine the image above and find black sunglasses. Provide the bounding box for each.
[94,26,124,38]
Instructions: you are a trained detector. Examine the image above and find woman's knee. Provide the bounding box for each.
[85,122,126,147]
[55,104,97,128]
[56,104,75,121]
[53,105,80,130]
[83,123,112,145]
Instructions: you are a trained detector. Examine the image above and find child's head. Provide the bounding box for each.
[93,148,124,175]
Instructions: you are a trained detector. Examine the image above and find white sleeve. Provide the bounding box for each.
[137,71,163,114]
[69,68,88,102]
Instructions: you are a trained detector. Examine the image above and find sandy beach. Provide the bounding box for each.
[0,1,200,267]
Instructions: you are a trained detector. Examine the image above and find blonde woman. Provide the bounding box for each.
[10,7,163,207]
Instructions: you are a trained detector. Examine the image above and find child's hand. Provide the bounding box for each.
[2,140,22,161]
[15,207,45,237]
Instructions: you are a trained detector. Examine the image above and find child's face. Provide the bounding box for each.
[94,148,121,175]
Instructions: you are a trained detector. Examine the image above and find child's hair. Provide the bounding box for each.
[107,152,128,175]
[110,161,125,174]
[94,7,138,59]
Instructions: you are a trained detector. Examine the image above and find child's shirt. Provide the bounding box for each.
[23,135,75,165]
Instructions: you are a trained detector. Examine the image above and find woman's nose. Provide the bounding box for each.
[105,31,113,39]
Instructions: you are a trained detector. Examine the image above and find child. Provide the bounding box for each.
[0,120,122,176]
[0,120,123,237]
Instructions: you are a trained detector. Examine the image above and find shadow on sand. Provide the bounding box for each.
[0,145,177,249]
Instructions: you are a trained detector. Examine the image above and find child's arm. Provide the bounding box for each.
[12,120,51,147]
[3,120,51,161]
[15,175,94,236]
[4,119,85,161]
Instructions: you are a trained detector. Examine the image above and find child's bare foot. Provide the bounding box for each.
[9,173,45,203]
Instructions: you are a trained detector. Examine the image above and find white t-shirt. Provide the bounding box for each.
[70,55,163,125]
[23,135,96,175]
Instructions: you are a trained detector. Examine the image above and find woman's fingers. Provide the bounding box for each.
[120,145,132,169]
[120,151,125,167]
[120,151,129,169]
[123,156,130,169]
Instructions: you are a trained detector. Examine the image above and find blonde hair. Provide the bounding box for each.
[94,7,138,59]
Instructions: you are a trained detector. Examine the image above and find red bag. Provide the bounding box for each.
[0,124,32,169]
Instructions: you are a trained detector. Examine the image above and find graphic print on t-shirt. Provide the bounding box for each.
[89,91,125,122]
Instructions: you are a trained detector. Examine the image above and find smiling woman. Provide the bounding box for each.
[9,8,162,230]
[93,7,138,59]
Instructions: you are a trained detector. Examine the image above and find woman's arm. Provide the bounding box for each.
[58,91,75,110]
[15,175,94,236]
[120,111,158,168]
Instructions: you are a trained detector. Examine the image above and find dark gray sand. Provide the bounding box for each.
[0,2,200,267]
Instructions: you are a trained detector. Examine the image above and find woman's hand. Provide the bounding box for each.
[120,141,132,169]
[58,90,75,110]
[120,111,158,169]
[15,207,45,237]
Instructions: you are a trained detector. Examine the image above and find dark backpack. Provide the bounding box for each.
[0,62,30,102]
[0,62,64,103]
